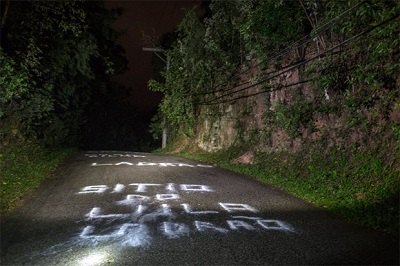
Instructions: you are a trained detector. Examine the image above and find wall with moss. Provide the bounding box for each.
[193,40,400,157]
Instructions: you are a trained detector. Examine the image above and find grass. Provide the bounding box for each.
[0,141,75,213]
[171,145,399,236]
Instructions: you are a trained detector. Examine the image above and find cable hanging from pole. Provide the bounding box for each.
[190,0,369,97]
[196,13,399,106]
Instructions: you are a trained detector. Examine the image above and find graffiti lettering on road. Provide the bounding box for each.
[78,183,214,194]
[91,162,214,168]
[85,153,146,158]
[75,182,295,248]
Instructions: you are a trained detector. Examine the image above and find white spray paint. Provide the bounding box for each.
[226,220,255,230]
[196,164,214,168]
[194,221,229,234]
[85,153,146,158]
[159,163,177,167]
[91,163,113,166]
[256,219,293,232]
[177,163,195,168]
[180,184,214,192]
[77,183,216,194]
[155,194,180,201]
[78,185,109,194]
[181,204,219,215]
[134,204,146,216]
[80,225,96,238]
[74,180,296,250]
[137,162,158,166]
[129,183,162,192]
[79,223,151,247]
[85,207,128,220]
[219,203,258,213]
[231,216,263,220]
[91,162,214,168]
[166,183,176,192]
[112,184,125,193]
[117,223,151,247]
[115,162,134,166]
[161,222,190,239]
[139,204,175,223]
[116,195,150,206]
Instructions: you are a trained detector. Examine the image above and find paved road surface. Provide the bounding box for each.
[1,152,398,265]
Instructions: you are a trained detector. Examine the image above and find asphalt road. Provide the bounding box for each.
[1,151,398,265]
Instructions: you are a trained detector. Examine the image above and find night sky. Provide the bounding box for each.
[105,0,202,115]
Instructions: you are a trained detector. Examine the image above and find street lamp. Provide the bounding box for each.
[142,47,169,149]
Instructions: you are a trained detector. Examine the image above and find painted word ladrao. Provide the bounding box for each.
[91,162,214,168]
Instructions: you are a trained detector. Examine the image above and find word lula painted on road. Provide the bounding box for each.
[76,182,295,248]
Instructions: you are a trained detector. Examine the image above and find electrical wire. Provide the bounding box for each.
[197,13,399,105]
[191,0,368,97]
[201,79,313,106]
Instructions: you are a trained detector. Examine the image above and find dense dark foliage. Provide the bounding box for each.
[149,0,399,142]
[149,0,399,234]
[0,0,127,147]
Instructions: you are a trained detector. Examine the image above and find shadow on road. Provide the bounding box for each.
[1,205,398,265]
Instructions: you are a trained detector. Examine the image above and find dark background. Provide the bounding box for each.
[107,0,201,114]
[80,1,202,151]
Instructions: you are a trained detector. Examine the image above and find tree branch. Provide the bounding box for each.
[1,0,10,28]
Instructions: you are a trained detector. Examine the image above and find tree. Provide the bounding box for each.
[0,0,126,146]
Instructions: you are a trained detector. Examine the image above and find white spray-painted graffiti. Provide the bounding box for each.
[91,162,214,168]
[85,152,213,168]
[78,183,214,194]
[85,153,146,158]
[76,182,295,248]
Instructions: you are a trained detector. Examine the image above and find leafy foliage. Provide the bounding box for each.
[152,0,400,238]
[0,1,129,213]
[238,0,306,60]
[149,1,307,137]
[0,1,125,146]
[149,0,399,146]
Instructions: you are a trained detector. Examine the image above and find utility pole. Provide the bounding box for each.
[142,47,168,149]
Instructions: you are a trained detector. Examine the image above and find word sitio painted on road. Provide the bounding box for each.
[91,162,214,168]
[77,183,214,194]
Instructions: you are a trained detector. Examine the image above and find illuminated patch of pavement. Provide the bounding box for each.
[1,152,398,265]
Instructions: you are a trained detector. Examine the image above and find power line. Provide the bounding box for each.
[191,0,368,97]
[197,13,399,106]
[201,79,313,106]
[236,0,367,75]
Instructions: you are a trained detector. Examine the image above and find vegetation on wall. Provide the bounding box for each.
[300,0,400,146]
[148,1,310,138]
[148,5,242,136]
[152,0,399,234]
[150,0,399,142]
